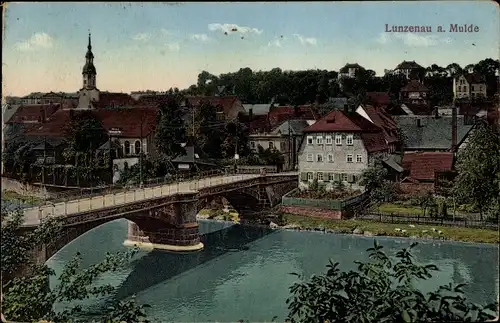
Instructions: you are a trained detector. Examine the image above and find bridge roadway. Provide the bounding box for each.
[21,172,298,227]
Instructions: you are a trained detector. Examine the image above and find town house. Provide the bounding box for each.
[399,80,429,105]
[391,61,425,80]
[453,72,487,100]
[297,107,389,190]
[338,63,364,78]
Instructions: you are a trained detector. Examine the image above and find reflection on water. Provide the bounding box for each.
[47,219,499,322]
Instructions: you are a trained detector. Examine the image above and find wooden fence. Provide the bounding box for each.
[361,211,499,230]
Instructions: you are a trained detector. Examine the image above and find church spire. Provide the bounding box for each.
[88,31,92,51]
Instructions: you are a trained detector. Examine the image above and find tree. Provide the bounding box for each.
[63,111,107,162]
[188,100,225,159]
[286,241,498,323]
[453,122,500,219]
[221,120,250,159]
[154,94,186,161]
[360,159,395,202]
[1,207,151,322]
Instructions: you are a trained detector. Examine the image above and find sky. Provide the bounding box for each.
[2,1,499,96]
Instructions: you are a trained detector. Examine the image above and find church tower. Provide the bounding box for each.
[77,32,100,109]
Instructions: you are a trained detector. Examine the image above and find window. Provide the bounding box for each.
[346,135,353,145]
[134,140,141,155]
[317,172,324,181]
[343,174,348,181]
[356,154,362,163]
[307,172,314,181]
[327,153,334,162]
[471,85,475,91]
[250,141,256,149]
[316,136,323,145]
[316,154,323,162]
[307,136,313,145]
[307,153,313,162]
[269,142,274,149]
[328,173,335,181]
[280,141,286,151]
[335,135,342,145]
[325,136,333,145]
[346,154,353,163]
[124,141,131,155]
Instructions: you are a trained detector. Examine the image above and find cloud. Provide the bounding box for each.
[293,34,317,46]
[208,23,263,35]
[190,33,211,42]
[376,32,452,47]
[166,42,180,52]
[132,33,151,42]
[15,32,54,51]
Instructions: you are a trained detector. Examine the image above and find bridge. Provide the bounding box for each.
[18,170,298,270]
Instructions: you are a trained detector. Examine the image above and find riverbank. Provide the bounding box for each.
[279,214,500,245]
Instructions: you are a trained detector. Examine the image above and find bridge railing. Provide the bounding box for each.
[21,172,298,224]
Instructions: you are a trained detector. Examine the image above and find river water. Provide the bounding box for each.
[45,219,498,322]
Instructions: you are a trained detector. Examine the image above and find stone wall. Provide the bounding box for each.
[1,176,52,199]
[280,205,342,219]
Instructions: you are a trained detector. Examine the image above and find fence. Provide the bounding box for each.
[362,211,499,230]
[281,188,369,211]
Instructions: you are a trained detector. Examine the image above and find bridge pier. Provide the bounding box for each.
[123,193,204,252]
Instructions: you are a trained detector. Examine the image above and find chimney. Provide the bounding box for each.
[434,106,439,118]
[248,108,253,121]
[343,104,349,114]
[69,109,74,120]
[40,108,46,123]
[451,106,457,151]
[416,118,422,127]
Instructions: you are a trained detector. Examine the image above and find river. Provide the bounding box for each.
[43,219,498,321]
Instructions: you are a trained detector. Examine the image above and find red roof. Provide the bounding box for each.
[304,110,380,133]
[401,80,428,92]
[7,104,60,124]
[24,107,158,138]
[186,96,241,116]
[95,92,136,108]
[267,105,318,127]
[362,105,399,144]
[402,152,454,181]
[366,92,390,106]
[304,110,388,153]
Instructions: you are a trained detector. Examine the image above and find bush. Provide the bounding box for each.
[286,241,498,323]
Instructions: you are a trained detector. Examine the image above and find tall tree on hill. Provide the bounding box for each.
[155,94,186,160]
[453,121,500,219]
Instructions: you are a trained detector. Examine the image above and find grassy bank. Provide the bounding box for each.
[282,214,499,245]
[0,190,42,205]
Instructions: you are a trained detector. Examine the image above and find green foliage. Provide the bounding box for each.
[286,241,498,323]
[1,206,152,322]
[188,100,225,159]
[453,122,500,219]
[62,111,107,162]
[221,120,250,159]
[155,94,186,159]
[360,159,395,202]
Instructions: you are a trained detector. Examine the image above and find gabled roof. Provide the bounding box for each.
[243,104,272,116]
[401,103,434,115]
[186,96,241,117]
[394,115,474,150]
[402,152,454,181]
[271,119,310,136]
[95,92,137,108]
[461,72,486,84]
[400,80,428,92]
[395,60,423,70]
[358,105,399,144]
[303,110,380,133]
[25,107,158,138]
[7,104,60,124]
[171,145,217,166]
[267,105,318,128]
